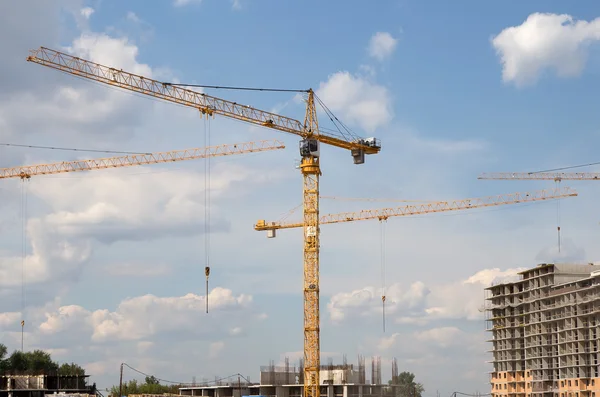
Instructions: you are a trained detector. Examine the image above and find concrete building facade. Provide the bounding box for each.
[0,374,93,397]
[485,263,600,397]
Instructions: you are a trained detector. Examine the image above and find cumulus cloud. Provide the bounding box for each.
[0,25,166,150]
[491,12,600,86]
[368,32,398,61]
[316,71,393,133]
[0,287,259,381]
[328,281,429,323]
[0,161,280,294]
[173,0,202,6]
[327,267,525,324]
[38,287,252,342]
[80,7,94,19]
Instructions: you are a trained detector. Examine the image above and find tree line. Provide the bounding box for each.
[109,376,184,396]
[0,343,86,376]
[1,343,425,397]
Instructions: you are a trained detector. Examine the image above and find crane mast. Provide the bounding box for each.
[300,91,321,397]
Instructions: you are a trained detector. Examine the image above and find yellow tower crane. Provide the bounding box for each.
[478,171,599,252]
[0,140,285,179]
[256,187,578,337]
[26,46,381,397]
[478,172,600,182]
[255,187,578,233]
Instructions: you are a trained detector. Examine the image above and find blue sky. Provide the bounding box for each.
[2,0,600,396]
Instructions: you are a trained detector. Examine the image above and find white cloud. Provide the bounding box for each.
[126,11,141,23]
[173,0,202,6]
[38,287,252,342]
[316,71,393,133]
[492,12,600,86]
[80,7,94,19]
[368,32,398,61]
[414,326,465,348]
[327,267,524,324]
[0,312,20,328]
[1,287,260,383]
[232,0,243,10]
[0,159,285,295]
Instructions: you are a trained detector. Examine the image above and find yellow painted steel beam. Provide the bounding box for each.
[0,140,285,179]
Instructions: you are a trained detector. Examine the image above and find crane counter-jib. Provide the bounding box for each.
[26,46,381,156]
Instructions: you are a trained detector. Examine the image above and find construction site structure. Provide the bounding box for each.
[179,356,393,397]
[0,373,93,397]
[485,263,600,397]
[26,46,382,397]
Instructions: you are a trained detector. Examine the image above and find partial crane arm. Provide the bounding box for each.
[26,47,380,155]
[255,187,577,234]
[479,172,600,181]
[0,140,284,179]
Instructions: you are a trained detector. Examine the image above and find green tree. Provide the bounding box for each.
[25,349,59,374]
[59,362,86,376]
[0,343,87,380]
[8,351,29,373]
[145,376,160,385]
[0,344,8,373]
[389,371,424,397]
[110,378,183,397]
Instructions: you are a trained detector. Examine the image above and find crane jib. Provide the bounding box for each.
[27,47,381,155]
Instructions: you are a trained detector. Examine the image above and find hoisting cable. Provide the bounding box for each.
[313,94,362,142]
[528,160,600,173]
[556,179,561,253]
[380,218,387,333]
[203,113,212,313]
[20,175,30,351]
[0,142,151,155]
[164,82,308,93]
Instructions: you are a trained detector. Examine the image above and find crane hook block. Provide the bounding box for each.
[205,266,210,278]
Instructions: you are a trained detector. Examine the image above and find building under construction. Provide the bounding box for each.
[0,373,94,397]
[485,262,600,397]
[179,356,401,397]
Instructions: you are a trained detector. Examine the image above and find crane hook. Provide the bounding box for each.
[381,295,386,333]
[205,266,210,313]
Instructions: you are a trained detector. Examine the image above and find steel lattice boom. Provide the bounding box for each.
[254,187,578,232]
[0,140,284,179]
[479,172,600,182]
[26,47,380,154]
